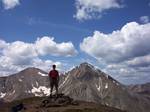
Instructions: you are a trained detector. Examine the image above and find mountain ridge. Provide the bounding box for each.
[0,62,150,112]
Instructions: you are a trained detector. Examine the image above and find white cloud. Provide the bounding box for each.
[3,41,37,65]
[35,36,77,57]
[80,22,150,84]
[0,56,63,76]
[127,54,150,67]
[0,40,9,55]
[104,62,150,84]
[1,0,20,10]
[74,0,123,21]
[0,40,9,49]
[80,22,150,63]
[0,36,77,76]
[140,16,149,24]
[32,58,63,72]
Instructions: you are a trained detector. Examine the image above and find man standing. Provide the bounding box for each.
[48,65,59,96]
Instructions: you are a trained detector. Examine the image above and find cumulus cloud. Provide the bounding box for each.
[140,16,149,24]
[0,56,63,76]
[0,40,8,54]
[1,0,20,10]
[105,63,136,78]
[74,0,123,21]
[80,22,150,84]
[0,40,9,49]
[103,62,150,84]
[35,36,77,57]
[80,22,150,63]
[32,58,63,71]
[127,55,150,68]
[3,41,37,65]
[0,36,77,75]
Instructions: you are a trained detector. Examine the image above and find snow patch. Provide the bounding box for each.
[38,72,47,77]
[113,80,119,85]
[12,90,15,94]
[113,80,116,84]
[105,103,109,106]
[36,82,39,87]
[105,83,108,89]
[31,86,50,96]
[116,82,119,86]
[28,90,32,93]
[18,79,22,82]
[7,90,15,95]
[96,77,102,91]
[0,93,6,98]
[25,90,32,94]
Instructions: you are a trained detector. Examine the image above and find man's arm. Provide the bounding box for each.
[57,71,60,82]
[48,71,51,77]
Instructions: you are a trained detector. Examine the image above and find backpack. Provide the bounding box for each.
[49,70,58,78]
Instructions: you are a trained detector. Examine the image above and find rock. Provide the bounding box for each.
[40,93,79,108]
[11,103,26,112]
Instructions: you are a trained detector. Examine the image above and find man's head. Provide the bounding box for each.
[52,64,56,70]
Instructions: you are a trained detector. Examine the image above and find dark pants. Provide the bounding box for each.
[49,77,59,95]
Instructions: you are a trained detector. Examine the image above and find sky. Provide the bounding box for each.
[0,0,150,85]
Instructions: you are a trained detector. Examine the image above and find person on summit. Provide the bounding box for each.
[48,64,59,96]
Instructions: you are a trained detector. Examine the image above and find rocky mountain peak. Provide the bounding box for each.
[22,67,41,72]
[19,67,47,76]
[79,62,95,69]
[68,62,100,80]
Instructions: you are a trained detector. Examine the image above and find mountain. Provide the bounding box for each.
[0,63,150,112]
[0,67,65,102]
[128,82,150,99]
[58,62,150,112]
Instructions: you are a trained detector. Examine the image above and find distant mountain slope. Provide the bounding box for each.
[128,82,150,99]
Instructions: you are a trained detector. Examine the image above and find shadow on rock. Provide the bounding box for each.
[40,93,79,108]
[11,103,26,112]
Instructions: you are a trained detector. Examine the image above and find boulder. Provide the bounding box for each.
[40,93,79,108]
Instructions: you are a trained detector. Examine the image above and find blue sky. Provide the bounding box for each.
[0,0,150,84]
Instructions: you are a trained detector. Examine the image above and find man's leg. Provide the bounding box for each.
[50,83,54,96]
[50,78,54,96]
[55,80,58,96]
[55,85,58,95]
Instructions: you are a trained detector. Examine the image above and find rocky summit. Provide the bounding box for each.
[0,94,126,112]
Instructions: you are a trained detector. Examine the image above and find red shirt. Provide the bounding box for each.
[49,70,59,79]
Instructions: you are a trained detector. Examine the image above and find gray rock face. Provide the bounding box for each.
[59,62,150,112]
[40,93,78,108]
[128,82,150,99]
[0,77,6,94]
